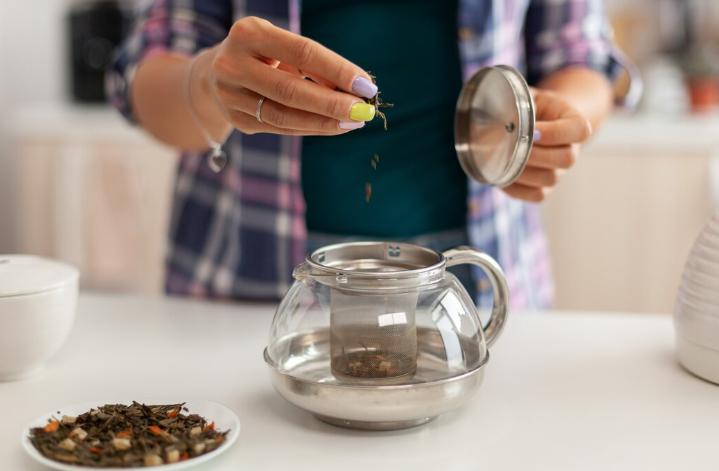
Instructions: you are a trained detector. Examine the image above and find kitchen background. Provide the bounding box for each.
[1,0,718,313]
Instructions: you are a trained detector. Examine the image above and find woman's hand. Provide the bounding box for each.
[501,89,593,203]
[200,16,378,136]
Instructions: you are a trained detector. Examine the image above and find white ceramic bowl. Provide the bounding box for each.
[0,255,78,381]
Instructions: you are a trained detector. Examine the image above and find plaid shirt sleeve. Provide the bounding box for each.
[106,0,233,123]
[523,0,622,86]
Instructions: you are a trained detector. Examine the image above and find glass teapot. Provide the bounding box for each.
[264,241,509,430]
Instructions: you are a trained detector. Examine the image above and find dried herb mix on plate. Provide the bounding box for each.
[29,402,229,467]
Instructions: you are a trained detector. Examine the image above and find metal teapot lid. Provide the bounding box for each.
[454,65,535,187]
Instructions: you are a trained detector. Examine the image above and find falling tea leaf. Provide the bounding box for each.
[371,153,380,170]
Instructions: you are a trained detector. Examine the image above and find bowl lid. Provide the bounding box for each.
[454,65,535,187]
[0,255,78,298]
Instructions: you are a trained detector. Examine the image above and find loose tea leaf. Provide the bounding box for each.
[362,76,390,203]
[367,73,393,131]
[29,402,229,468]
[370,153,380,170]
[365,154,382,204]
[333,351,415,379]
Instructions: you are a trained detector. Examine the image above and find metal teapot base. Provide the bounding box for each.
[264,328,487,431]
[315,414,434,431]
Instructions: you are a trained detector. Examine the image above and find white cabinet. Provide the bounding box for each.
[542,115,719,313]
[7,104,177,294]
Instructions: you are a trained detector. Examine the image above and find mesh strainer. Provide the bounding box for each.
[296,242,446,385]
[329,290,418,384]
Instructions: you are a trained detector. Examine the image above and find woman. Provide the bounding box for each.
[108,0,621,307]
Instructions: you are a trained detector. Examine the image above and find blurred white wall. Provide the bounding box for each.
[0,0,68,252]
[0,0,176,295]
[0,0,66,108]
[0,0,9,251]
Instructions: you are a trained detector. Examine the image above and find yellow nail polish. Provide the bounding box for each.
[350,102,376,122]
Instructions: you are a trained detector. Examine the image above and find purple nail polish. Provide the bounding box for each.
[351,76,378,99]
[533,129,542,143]
[339,120,366,130]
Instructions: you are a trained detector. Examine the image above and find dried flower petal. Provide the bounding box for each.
[69,427,87,441]
[148,425,166,436]
[112,438,131,451]
[144,454,163,466]
[165,447,180,463]
[116,430,132,439]
[43,421,60,433]
[58,438,76,451]
[61,415,76,425]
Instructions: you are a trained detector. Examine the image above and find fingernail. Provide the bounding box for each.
[533,129,542,142]
[339,120,366,130]
[350,102,376,122]
[351,76,378,99]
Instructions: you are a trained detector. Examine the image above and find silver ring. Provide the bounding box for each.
[255,96,266,124]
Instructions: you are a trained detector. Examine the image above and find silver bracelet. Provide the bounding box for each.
[184,53,228,173]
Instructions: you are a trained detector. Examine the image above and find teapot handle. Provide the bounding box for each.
[442,246,509,347]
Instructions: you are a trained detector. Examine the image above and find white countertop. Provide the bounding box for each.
[1,293,717,470]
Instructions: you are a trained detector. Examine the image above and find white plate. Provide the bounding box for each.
[22,400,240,471]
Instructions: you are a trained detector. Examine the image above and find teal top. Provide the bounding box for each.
[300,0,466,238]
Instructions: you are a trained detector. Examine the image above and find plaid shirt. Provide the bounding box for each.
[108,0,621,308]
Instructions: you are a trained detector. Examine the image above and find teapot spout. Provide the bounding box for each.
[292,261,312,283]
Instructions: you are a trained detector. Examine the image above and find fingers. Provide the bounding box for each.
[215,16,377,135]
[535,116,592,146]
[228,17,374,96]
[513,166,562,188]
[526,144,579,170]
[215,58,367,121]
[501,87,589,203]
[502,183,552,203]
[227,109,351,136]
[215,82,354,133]
[277,63,334,89]
[503,144,578,203]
